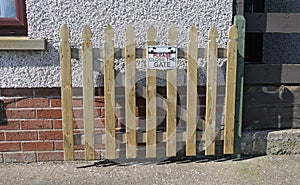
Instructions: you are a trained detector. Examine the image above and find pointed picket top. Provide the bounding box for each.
[126,25,135,43]
[147,25,157,41]
[208,26,218,40]
[228,25,238,41]
[60,25,70,41]
[82,25,92,41]
[104,25,114,41]
[188,25,198,41]
[168,25,178,45]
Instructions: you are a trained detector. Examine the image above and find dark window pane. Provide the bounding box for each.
[245,0,265,13]
[245,33,263,63]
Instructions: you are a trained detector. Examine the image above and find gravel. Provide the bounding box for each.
[0,155,299,185]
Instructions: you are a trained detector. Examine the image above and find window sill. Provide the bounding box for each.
[0,37,46,50]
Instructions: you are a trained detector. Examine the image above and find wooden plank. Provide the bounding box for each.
[224,26,238,154]
[125,25,137,159]
[59,25,74,161]
[166,25,178,157]
[186,25,198,156]
[243,85,300,130]
[104,25,116,159]
[234,15,245,158]
[71,48,227,60]
[205,26,218,155]
[245,64,300,84]
[81,25,95,160]
[146,25,157,158]
[245,13,300,33]
[75,131,225,145]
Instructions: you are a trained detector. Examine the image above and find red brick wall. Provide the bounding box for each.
[0,87,220,163]
[0,88,108,163]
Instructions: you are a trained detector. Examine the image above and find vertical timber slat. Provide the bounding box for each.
[104,25,116,159]
[234,16,245,158]
[224,26,238,154]
[186,25,198,156]
[125,25,137,158]
[166,25,178,157]
[146,25,157,158]
[59,25,74,161]
[205,26,218,155]
[82,25,95,160]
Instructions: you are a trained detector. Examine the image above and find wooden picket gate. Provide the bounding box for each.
[59,24,239,161]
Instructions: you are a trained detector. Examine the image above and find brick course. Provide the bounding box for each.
[16,98,49,108]
[0,142,21,152]
[22,142,54,151]
[20,120,52,130]
[6,131,37,141]
[0,120,19,130]
[38,130,63,140]
[5,109,36,119]
[3,152,36,163]
[36,109,62,119]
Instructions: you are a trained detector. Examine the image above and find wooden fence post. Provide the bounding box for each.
[104,25,116,159]
[146,25,157,158]
[205,26,218,155]
[186,25,198,156]
[125,25,137,158]
[59,25,74,161]
[82,25,95,160]
[234,15,245,158]
[166,25,178,157]
[224,26,238,154]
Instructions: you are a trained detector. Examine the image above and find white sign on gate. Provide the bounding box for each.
[147,46,177,70]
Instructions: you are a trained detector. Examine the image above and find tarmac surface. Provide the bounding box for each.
[0,155,299,185]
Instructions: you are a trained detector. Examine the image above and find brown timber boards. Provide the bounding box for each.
[243,85,300,130]
[244,64,300,84]
[245,13,300,33]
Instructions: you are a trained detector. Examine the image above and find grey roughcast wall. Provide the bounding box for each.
[0,0,233,88]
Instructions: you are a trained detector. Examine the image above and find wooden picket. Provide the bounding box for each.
[146,26,157,158]
[59,24,239,161]
[59,25,74,161]
[81,25,95,160]
[103,25,116,159]
[186,25,198,156]
[205,26,218,155]
[125,25,137,158]
[224,26,238,154]
[166,25,178,157]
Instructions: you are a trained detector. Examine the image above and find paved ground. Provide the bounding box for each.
[0,155,299,185]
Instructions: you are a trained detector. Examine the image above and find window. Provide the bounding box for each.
[0,0,27,36]
[244,0,265,63]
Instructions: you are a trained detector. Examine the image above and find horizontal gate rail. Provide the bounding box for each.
[70,48,227,60]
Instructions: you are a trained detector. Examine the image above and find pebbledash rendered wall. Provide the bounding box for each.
[1,0,233,88]
[0,0,233,162]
